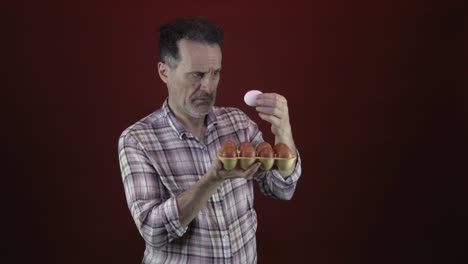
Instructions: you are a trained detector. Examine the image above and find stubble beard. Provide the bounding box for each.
[185,91,215,118]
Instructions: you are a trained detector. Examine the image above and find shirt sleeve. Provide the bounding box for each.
[254,149,302,200]
[246,119,302,200]
[118,132,188,249]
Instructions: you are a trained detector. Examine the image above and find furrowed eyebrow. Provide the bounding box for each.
[188,67,221,74]
[186,68,222,78]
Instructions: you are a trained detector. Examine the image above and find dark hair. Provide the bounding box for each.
[159,17,224,68]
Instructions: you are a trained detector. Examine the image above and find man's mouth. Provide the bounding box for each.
[193,97,212,103]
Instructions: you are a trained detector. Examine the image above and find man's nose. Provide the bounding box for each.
[200,75,217,92]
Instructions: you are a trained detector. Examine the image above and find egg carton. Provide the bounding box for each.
[218,156,296,171]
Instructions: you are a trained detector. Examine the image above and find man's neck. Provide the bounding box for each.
[183,117,206,135]
[180,116,207,143]
[169,101,207,139]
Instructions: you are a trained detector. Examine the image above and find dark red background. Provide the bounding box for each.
[6,0,465,263]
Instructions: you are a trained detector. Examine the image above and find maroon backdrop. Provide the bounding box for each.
[7,0,464,263]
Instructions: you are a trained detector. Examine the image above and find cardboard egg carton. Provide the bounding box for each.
[218,156,296,171]
[217,142,296,171]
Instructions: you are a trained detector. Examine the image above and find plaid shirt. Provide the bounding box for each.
[118,99,301,264]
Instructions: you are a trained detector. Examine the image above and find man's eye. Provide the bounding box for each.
[192,72,204,79]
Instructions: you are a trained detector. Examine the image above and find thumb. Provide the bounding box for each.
[212,158,224,171]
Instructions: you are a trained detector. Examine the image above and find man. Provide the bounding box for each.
[118,17,301,263]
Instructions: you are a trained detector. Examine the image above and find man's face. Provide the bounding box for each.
[163,39,222,120]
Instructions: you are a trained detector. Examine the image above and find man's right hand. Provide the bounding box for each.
[177,159,261,227]
[208,159,262,181]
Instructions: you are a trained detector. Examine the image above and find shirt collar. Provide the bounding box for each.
[162,98,218,140]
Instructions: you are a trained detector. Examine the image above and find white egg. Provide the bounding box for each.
[244,90,262,106]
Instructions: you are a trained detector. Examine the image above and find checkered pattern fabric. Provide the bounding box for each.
[118,99,301,263]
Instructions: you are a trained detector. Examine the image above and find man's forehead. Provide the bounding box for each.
[178,39,222,71]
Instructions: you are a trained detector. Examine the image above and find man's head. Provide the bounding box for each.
[158,17,224,120]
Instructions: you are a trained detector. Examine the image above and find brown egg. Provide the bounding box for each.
[258,148,274,158]
[218,140,238,157]
[256,142,273,158]
[274,143,293,158]
[219,146,237,158]
[221,140,236,149]
[256,142,272,151]
[239,142,255,157]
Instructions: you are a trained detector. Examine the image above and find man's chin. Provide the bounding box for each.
[188,106,212,118]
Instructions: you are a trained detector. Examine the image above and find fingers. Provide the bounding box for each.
[245,162,261,174]
[208,159,224,180]
[212,159,224,171]
[243,162,262,180]
[255,93,288,121]
[256,93,286,103]
[256,93,287,107]
[217,162,261,180]
[255,93,292,137]
[255,106,283,118]
[258,112,281,127]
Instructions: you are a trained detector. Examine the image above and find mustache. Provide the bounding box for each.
[192,92,214,101]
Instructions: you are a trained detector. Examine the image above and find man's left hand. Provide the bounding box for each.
[255,93,292,139]
[255,93,297,177]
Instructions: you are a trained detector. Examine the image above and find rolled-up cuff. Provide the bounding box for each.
[163,196,188,239]
[270,151,302,187]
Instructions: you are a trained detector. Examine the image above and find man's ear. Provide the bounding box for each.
[158,62,170,84]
